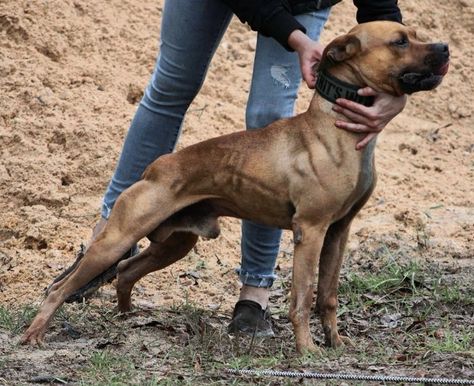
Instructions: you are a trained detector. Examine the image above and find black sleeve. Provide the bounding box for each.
[219,0,306,51]
[353,0,402,23]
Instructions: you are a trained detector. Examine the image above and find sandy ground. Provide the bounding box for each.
[0,1,473,384]
[0,0,473,320]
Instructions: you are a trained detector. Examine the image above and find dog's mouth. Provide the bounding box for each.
[434,61,450,76]
[398,60,449,94]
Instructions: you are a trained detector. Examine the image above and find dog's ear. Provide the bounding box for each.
[318,34,361,71]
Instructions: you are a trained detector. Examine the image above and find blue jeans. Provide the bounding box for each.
[101,0,330,288]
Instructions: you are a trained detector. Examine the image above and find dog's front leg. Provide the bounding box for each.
[316,190,373,349]
[290,221,327,354]
[317,218,353,348]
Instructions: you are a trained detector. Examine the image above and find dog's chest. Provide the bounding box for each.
[334,141,376,218]
[290,137,376,220]
[357,141,376,192]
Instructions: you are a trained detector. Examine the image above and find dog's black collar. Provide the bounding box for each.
[315,70,374,107]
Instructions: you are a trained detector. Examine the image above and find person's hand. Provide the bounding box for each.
[288,30,324,88]
[332,87,407,150]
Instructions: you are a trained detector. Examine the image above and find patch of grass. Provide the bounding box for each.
[2,241,472,385]
[432,276,473,306]
[0,304,37,334]
[80,350,150,386]
[426,327,473,353]
[334,253,473,374]
[147,301,291,384]
[339,257,472,313]
[228,351,283,370]
[340,259,424,298]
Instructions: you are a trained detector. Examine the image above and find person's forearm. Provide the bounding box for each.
[288,29,313,53]
[288,30,325,88]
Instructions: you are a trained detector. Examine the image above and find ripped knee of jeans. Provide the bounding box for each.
[270,65,292,89]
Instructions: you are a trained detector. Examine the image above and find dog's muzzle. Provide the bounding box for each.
[398,43,450,94]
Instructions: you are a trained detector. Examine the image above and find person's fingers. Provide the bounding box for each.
[332,105,377,128]
[302,65,316,88]
[335,98,376,119]
[335,120,373,133]
[357,87,378,96]
[356,132,378,150]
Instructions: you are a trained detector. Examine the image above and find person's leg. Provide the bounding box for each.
[95,0,231,237]
[230,9,331,334]
[102,0,233,220]
[53,0,233,299]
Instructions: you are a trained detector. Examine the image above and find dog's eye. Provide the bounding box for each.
[392,36,409,48]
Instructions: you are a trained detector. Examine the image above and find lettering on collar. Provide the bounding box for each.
[315,71,374,107]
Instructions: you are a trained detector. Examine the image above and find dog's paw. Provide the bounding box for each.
[116,309,134,318]
[116,300,133,314]
[339,335,355,347]
[327,333,354,349]
[296,340,322,356]
[20,328,45,347]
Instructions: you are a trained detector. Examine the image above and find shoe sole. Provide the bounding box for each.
[228,326,275,338]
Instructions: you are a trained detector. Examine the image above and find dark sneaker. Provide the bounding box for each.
[48,244,139,303]
[228,300,274,337]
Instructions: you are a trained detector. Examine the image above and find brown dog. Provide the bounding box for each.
[22,21,449,353]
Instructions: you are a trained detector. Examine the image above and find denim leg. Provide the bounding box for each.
[102,0,232,218]
[239,9,331,288]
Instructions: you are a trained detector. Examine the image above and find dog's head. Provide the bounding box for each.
[319,21,449,95]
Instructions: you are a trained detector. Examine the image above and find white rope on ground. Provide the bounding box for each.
[225,368,474,385]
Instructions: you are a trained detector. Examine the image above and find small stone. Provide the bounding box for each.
[456,107,472,118]
[126,83,143,104]
[0,165,11,181]
[433,329,444,339]
[45,250,63,260]
[247,37,257,51]
[36,87,58,107]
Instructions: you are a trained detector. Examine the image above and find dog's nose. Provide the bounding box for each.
[431,43,450,56]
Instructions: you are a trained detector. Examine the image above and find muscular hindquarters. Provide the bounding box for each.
[142,125,297,228]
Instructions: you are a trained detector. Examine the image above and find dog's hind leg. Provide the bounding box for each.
[22,179,203,345]
[116,201,221,312]
[116,232,198,312]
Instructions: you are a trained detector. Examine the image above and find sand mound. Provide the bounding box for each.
[0,0,472,308]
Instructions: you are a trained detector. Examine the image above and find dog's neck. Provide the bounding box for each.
[308,66,378,161]
[311,63,368,119]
